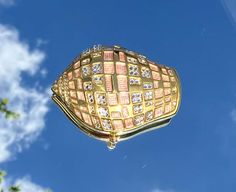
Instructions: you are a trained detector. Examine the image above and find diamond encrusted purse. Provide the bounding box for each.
[51,45,181,149]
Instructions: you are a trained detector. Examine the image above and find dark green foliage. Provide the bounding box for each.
[0,171,52,192]
[8,186,21,192]
[0,98,19,119]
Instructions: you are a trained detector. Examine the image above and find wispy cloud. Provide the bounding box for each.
[0,24,49,163]
[222,0,236,29]
[0,0,15,6]
[230,109,236,123]
[151,187,175,192]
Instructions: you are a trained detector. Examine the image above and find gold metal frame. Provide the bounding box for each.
[51,45,181,149]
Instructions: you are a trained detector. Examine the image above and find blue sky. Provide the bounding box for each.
[0,0,236,191]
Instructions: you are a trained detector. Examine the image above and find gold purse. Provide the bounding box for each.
[51,45,181,149]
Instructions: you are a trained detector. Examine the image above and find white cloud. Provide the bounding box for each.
[152,188,174,192]
[15,176,51,192]
[0,0,15,6]
[0,24,49,163]
[230,109,236,123]
[1,175,51,192]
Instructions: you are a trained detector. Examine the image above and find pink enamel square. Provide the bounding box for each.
[73,61,80,69]
[70,90,77,98]
[119,52,126,62]
[163,82,171,88]
[117,75,128,92]
[125,118,134,128]
[77,78,83,89]
[108,93,118,105]
[104,51,114,60]
[149,63,159,71]
[71,98,78,104]
[170,77,176,82]
[77,91,85,101]
[104,62,115,74]
[161,68,168,74]
[105,75,113,92]
[82,113,92,126]
[74,109,82,119]
[112,120,124,131]
[165,104,172,113]
[164,88,171,95]
[154,107,164,117]
[68,81,75,89]
[152,71,161,80]
[154,89,163,99]
[80,106,88,112]
[116,62,127,75]
[119,92,130,105]
[162,74,170,81]
[111,111,121,118]
[68,72,73,80]
[122,106,129,118]
[154,81,159,88]
[74,69,81,78]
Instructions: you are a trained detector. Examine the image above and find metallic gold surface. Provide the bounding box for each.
[51,45,181,149]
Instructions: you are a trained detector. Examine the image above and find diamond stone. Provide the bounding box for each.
[88,105,95,114]
[93,75,103,84]
[98,107,109,117]
[146,111,153,121]
[127,56,137,64]
[132,93,142,103]
[87,93,94,103]
[92,63,102,74]
[138,57,147,64]
[128,65,139,76]
[145,101,153,107]
[134,114,144,125]
[141,67,151,78]
[81,58,90,65]
[97,94,106,105]
[92,52,102,58]
[92,116,101,129]
[144,91,153,100]
[83,82,92,90]
[133,105,143,114]
[143,83,153,89]
[129,77,141,85]
[82,66,90,76]
[101,119,112,130]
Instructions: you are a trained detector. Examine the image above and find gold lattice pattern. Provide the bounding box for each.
[51,45,181,149]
